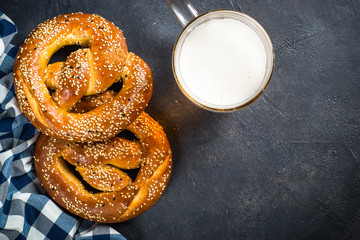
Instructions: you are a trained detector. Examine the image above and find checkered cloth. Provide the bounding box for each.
[0,11,126,240]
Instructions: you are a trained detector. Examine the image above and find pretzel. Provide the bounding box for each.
[14,13,153,142]
[34,111,172,223]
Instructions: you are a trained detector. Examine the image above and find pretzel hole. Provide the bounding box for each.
[48,88,56,96]
[116,130,139,142]
[120,168,140,182]
[108,79,123,93]
[48,45,84,64]
[65,159,139,192]
[62,156,102,194]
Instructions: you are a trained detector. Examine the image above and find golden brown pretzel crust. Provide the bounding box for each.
[14,13,153,142]
[34,112,172,223]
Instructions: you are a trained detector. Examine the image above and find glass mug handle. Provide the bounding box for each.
[166,0,199,27]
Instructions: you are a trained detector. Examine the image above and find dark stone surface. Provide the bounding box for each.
[2,0,360,239]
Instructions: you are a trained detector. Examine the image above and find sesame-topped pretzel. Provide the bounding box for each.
[34,111,172,223]
[14,13,153,142]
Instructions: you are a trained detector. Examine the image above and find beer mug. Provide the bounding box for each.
[166,0,274,112]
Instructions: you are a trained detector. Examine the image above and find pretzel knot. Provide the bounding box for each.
[14,13,153,142]
[34,112,172,223]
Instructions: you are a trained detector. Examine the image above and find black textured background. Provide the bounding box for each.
[2,0,360,239]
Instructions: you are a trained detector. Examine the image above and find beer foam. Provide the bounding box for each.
[178,18,267,109]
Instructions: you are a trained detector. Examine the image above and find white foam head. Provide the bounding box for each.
[173,11,274,111]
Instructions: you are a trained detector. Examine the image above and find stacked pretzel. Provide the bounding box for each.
[14,13,172,223]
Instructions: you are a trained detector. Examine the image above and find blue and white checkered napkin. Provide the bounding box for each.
[0,11,126,240]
